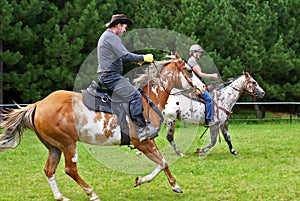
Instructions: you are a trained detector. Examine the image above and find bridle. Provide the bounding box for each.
[152,59,199,95]
[230,74,258,96]
[242,74,258,96]
[142,59,197,127]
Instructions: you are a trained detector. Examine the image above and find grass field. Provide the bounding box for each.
[0,122,299,201]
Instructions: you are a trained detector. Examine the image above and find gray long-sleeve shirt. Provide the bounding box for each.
[97,29,143,73]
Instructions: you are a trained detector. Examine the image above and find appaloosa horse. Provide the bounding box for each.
[163,71,265,156]
[0,53,201,201]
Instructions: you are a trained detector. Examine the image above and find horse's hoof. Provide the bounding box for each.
[230,149,240,155]
[55,196,70,201]
[194,148,200,153]
[178,153,185,157]
[90,195,100,201]
[172,183,183,193]
[176,151,185,157]
[134,176,142,187]
[194,148,204,154]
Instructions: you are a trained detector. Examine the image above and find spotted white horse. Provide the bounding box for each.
[162,71,265,156]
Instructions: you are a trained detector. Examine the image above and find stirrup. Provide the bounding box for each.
[204,119,216,127]
[136,123,159,142]
[146,122,159,139]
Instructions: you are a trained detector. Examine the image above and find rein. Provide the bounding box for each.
[140,59,198,127]
[152,60,199,96]
[139,88,164,126]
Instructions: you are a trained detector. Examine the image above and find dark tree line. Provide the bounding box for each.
[1,0,299,103]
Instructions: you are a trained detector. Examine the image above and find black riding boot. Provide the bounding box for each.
[134,115,159,142]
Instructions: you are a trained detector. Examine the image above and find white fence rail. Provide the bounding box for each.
[0,102,300,123]
[234,102,300,123]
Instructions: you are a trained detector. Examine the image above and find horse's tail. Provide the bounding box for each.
[0,104,36,152]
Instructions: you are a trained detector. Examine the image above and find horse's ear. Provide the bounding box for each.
[243,71,250,78]
[174,51,180,59]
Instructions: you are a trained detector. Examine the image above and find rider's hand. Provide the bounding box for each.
[143,54,154,63]
[194,83,206,95]
[210,73,218,79]
[132,61,144,66]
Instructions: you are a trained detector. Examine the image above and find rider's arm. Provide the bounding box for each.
[107,34,144,63]
[192,65,218,79]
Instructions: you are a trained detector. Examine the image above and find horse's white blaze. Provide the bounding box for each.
[178,73,189,89]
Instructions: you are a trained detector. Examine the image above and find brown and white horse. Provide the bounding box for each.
[0,53,201,201]
[163,71,265,156]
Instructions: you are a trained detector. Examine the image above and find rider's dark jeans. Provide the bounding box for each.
[199,90,213,120]
[98,72,146,127]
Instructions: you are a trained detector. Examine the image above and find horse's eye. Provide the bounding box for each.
[252,81,257,86]
[187,69,193,74]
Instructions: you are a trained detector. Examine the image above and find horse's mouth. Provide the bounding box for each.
[257,90,265,98]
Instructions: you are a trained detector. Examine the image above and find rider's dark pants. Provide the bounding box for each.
[98,72,146,127]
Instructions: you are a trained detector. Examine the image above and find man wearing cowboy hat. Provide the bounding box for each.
[188,44,218,127]
[97,14,156,142]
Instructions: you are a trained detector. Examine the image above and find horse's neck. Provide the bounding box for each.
[215,77,245,110]
[144,83,171,111]
[149,68,177,110]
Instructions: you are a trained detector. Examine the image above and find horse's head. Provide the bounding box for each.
[242,71,265,98]
[133,52,204,96]
[162,52,204,92]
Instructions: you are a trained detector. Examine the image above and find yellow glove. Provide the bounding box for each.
[143,54,154,63]
[132,61,144,66]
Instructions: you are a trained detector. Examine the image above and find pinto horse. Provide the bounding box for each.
[163,71,265,156]
[0,54,201,201]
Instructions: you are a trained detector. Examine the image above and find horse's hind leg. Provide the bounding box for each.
[166,120,184,156]
[220,120,239,155]
[133,139,183,193]
[62,144,100,201]
[37,136,69,201]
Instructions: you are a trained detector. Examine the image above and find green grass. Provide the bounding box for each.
[0,123,299,201]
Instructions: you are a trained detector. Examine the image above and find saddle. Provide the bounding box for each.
[81,80,131,145]
[81,81,164,145]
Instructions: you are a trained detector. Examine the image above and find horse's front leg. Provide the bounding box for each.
[166,120,184,156]
[220,120,239,155]
[133,139,183,193]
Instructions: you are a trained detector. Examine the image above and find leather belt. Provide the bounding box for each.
[100,71,116,76]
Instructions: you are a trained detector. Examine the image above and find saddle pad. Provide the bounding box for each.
[81,89,130,145]
[81,90,113,114]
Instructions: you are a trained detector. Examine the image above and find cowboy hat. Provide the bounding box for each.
[105,14,133,27]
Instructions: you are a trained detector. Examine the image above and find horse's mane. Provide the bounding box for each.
[216,73,248,91]
[133,60,172,87]
[216,78,236,91]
